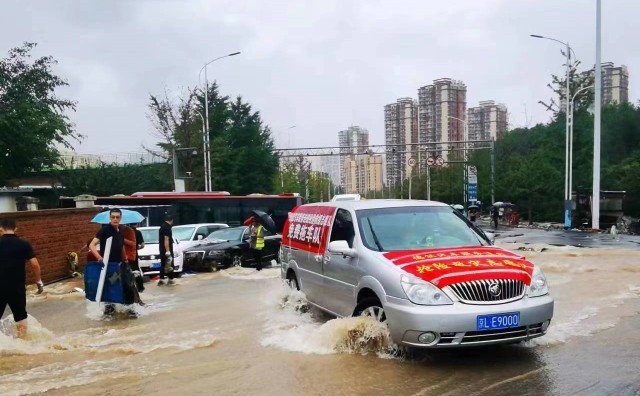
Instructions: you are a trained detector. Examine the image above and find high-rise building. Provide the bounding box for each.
[344,154,384,194]
[384,98,418,187]
[467,100,508,142]
[581,62,629,105]
[418,78,467,161]
[338,126,369,187]
[318,155,341,188]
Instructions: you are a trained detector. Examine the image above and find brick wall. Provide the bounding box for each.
[0,208,102,284]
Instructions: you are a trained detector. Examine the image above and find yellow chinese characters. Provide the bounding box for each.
[415,265,433,273]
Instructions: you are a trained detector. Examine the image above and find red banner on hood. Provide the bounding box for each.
[282,205,337,254]
[383,246,535,288]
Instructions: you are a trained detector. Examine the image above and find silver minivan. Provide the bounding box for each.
[280,200,554,348]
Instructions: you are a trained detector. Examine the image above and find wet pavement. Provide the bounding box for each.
[1,229,640,395]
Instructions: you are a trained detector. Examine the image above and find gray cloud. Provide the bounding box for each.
[2,0,638,154]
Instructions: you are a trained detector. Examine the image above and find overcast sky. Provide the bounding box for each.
[3,0,638,155]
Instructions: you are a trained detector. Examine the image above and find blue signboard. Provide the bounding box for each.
[468,183,478,202]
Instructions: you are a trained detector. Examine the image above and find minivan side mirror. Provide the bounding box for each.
[484,231,495,245]
[197,234,204,240]
[327,240,357,258]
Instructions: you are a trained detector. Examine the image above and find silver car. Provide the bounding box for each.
[280,200,553,348]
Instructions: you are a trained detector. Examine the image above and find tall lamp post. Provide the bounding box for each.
[569,85,594,210]
[199,51,241,192]
[592,0,602,230]
[447,115,468,213]
[531,34,575,229]
[193,110,207,190]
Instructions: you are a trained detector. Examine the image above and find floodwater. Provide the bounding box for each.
[1,242,640,396]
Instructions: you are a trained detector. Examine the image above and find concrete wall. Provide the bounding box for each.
[0,207,102,285]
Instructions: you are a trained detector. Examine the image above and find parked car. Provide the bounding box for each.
[172,223,229,250]
[183,226,281,272]
[137,226,184,277]
[280,200,553,349]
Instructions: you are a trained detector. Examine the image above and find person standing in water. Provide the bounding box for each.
[0,218,44,339]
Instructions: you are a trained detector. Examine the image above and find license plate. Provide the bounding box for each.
[477,312,520,331]
[150,262,161,270]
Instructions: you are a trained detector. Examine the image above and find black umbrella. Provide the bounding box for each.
[251,210,277,234]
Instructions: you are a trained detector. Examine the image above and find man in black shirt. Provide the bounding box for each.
[89,209,127,264]
[0,218,44,339]
[158,214,175,286]
[89,208,135,317]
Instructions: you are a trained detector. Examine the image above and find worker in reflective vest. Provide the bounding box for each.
[250,217,265,271]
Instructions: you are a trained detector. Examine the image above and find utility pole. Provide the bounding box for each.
[592,0,602,230]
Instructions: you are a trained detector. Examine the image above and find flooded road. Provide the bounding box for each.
[2,239,640,395]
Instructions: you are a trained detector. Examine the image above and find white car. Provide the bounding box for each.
[137,226,184,277]
[171,223,229,250]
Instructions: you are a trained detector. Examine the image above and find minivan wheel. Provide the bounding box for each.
[355,298,387,323]
[286,272,300,291]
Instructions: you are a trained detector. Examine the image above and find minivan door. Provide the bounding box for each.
[321,208,360,317]
[282,206,336,303]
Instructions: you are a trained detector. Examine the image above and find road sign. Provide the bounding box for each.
[426,157,435,166]
[468,183,478,202]
[435,156,445,166]
[467,166,478,184]
[407,157,416,167]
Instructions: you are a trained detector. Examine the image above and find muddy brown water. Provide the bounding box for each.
[1,243,639,395]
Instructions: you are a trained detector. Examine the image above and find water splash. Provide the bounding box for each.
[260,284,394,356]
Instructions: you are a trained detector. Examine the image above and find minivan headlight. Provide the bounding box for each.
[401,275,453,305]
[528,266,549,297]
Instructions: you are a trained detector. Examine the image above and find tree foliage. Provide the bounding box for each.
[0,42,81,185]
[275,156,335,202]
[147,83,279,195]
[56,163,173,197]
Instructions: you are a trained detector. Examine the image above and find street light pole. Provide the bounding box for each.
[447,115,468,213]
[199,51,241,192]
[569,84,594,211]
[530,34,574,229]
[194,110,207,191]
[592,0,602,230]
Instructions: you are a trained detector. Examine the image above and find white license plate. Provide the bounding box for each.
[477,312,520,331]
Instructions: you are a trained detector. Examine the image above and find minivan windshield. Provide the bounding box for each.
[356,206,487,252]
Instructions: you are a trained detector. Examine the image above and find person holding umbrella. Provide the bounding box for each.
[249,216,265,271]
[89,208,138,317]
[492,205,500,229]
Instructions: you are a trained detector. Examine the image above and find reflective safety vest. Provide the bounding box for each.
[254,225,265,250]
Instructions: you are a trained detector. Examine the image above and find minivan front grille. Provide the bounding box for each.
[448,279,526,304]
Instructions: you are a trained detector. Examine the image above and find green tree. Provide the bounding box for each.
[147,88,206,191]
[0,42,82,184]
[148,83,278,195]
[57,163,173,197]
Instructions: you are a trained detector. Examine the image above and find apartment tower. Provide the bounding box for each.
[384,98,418,187]
[418,79,467,161]
[467,100,508,142]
